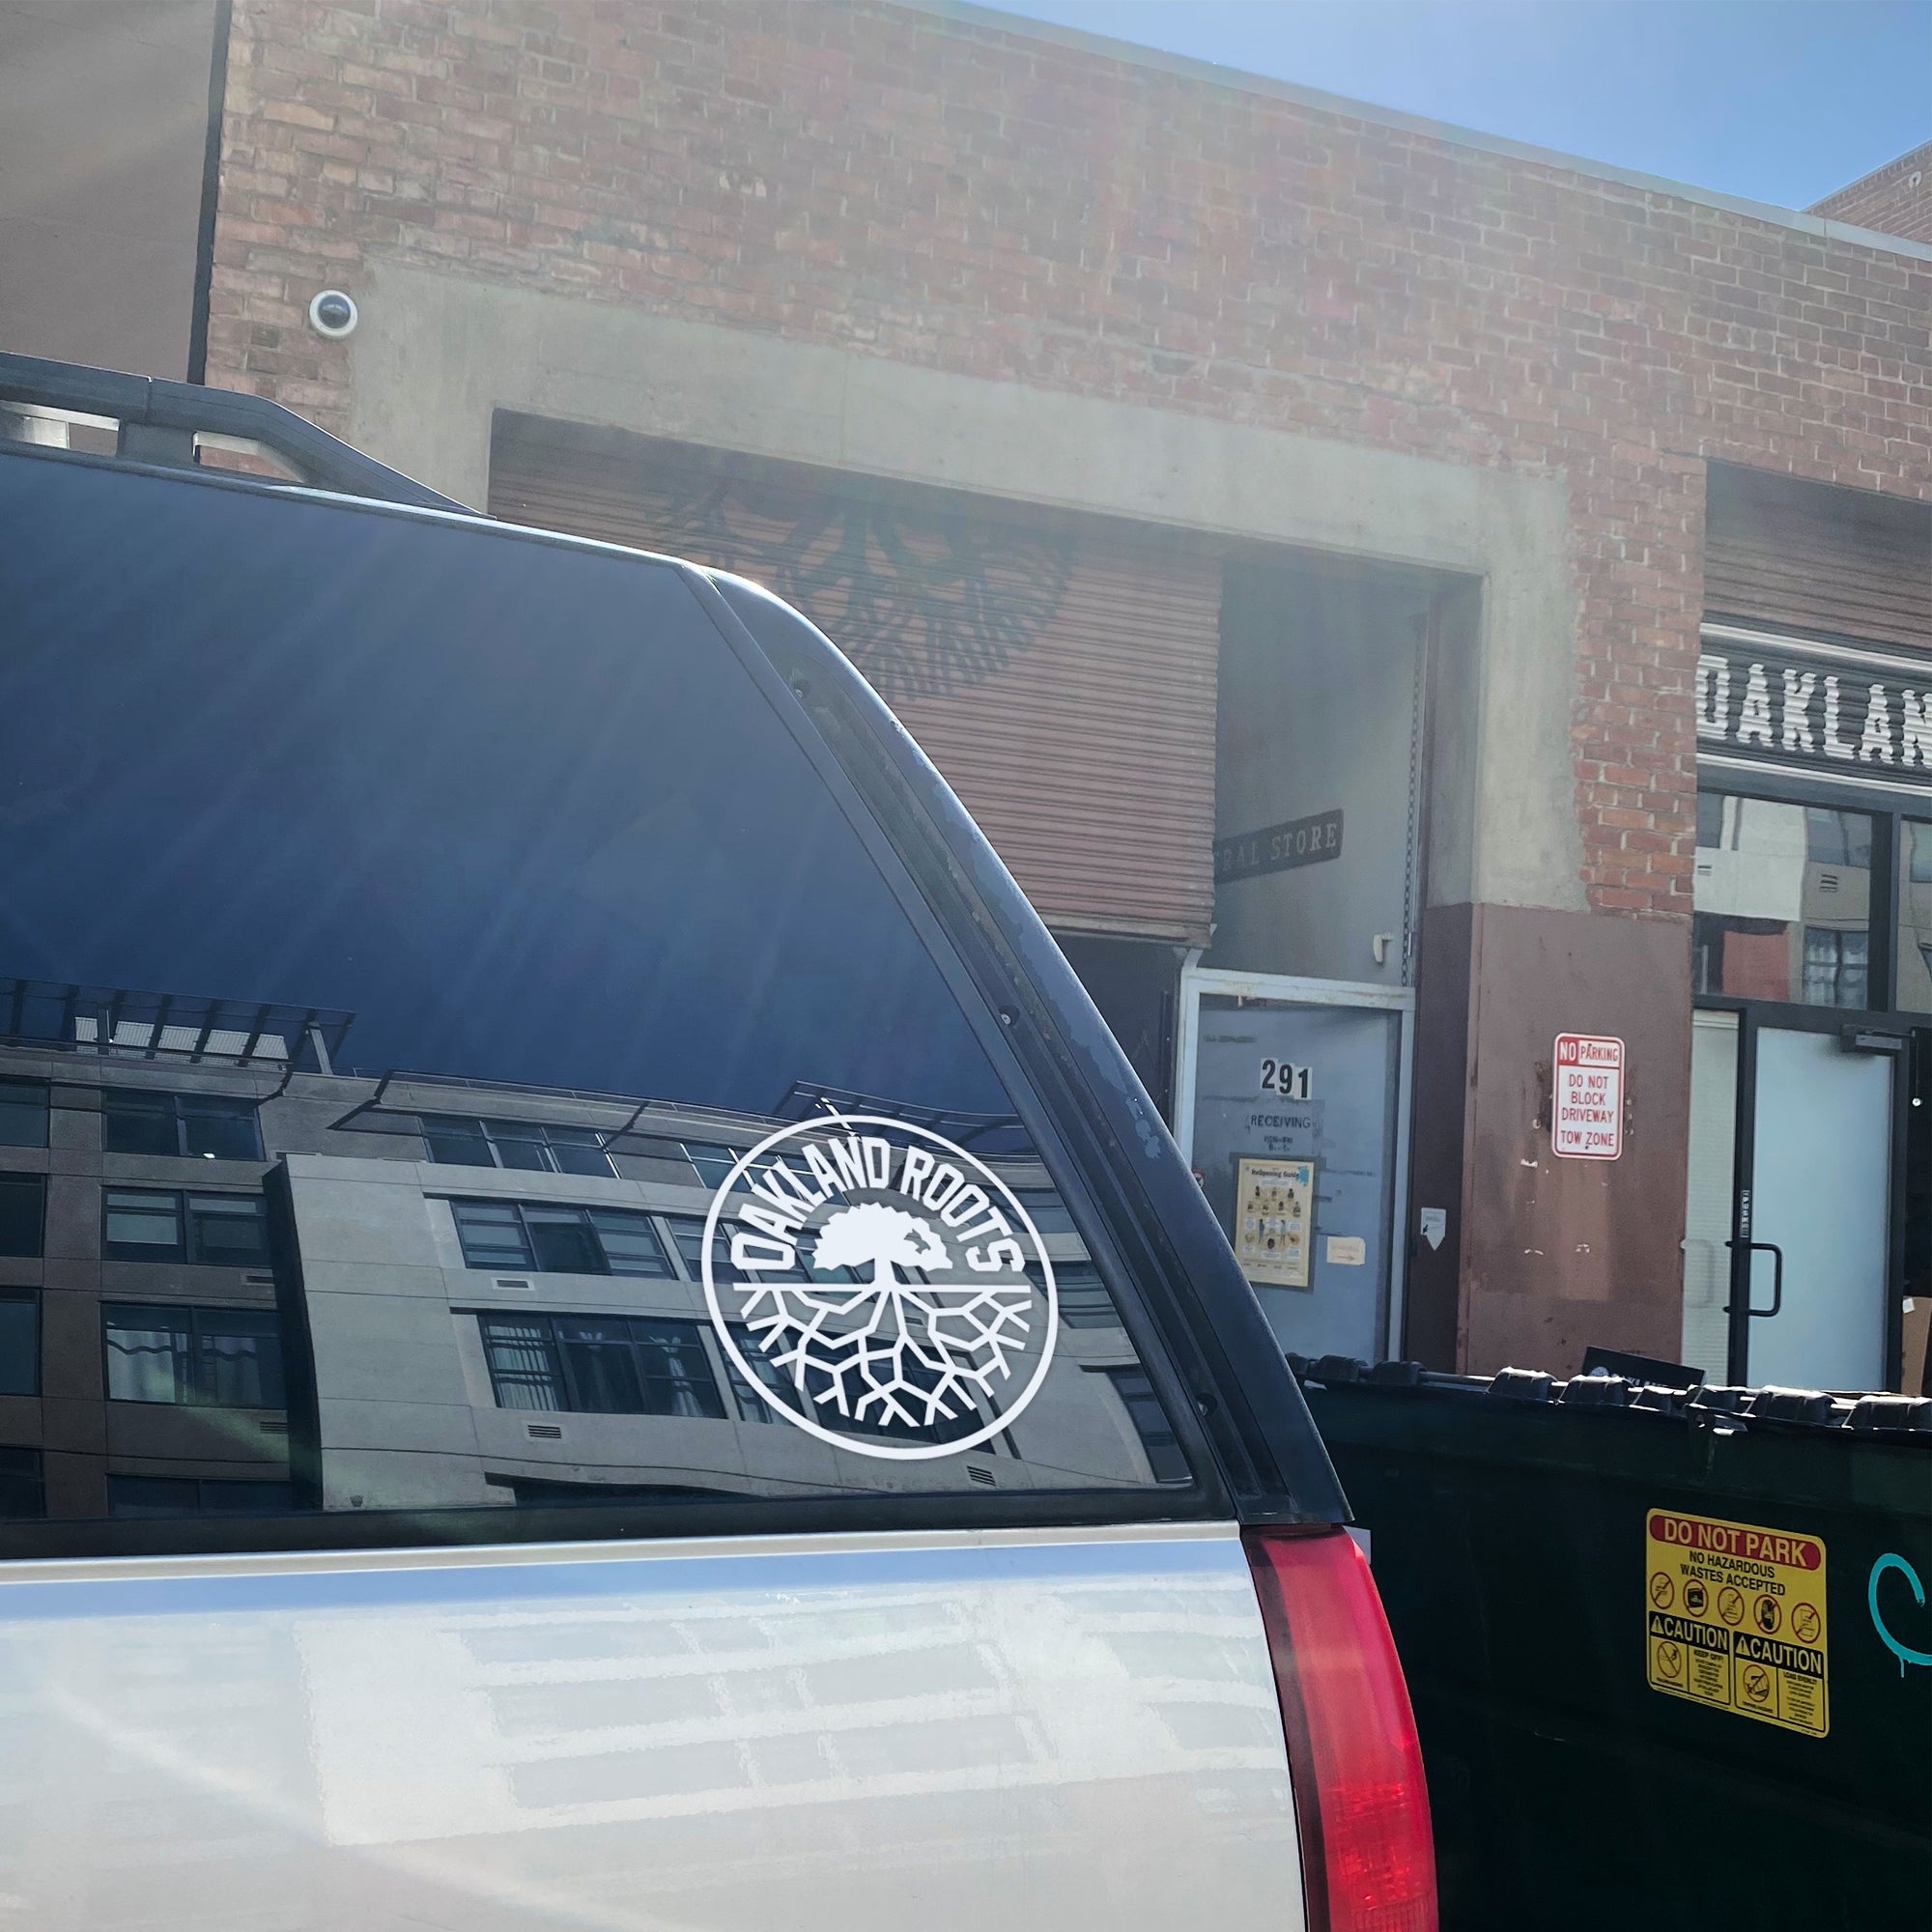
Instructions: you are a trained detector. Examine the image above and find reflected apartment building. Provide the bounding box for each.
[0,981,1172,1526]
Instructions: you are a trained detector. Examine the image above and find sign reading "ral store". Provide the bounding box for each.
[1696,631,1930,780]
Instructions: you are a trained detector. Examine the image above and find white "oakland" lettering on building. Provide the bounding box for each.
[1696,652,1931,770]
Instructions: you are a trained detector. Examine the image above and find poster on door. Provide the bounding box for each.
[1553,1033,1624,1159]
[1234,1156,1314,1288]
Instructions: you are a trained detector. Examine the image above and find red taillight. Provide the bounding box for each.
[1244,1526,1437,1932]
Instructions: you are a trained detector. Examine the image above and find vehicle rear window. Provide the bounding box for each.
[0,456,1192,1548]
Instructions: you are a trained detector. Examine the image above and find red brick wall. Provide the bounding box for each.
[1810,140,1932,246]
[206,0,1932,921]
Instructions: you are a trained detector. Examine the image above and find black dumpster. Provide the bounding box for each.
[1302,1365,1932,1932]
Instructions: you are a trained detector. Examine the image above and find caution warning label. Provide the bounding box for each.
[1645,1508,1828,1736]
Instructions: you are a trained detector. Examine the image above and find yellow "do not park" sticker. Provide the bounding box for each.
[1645,1507,1828,1737]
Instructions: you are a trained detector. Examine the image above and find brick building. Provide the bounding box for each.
[4,0,1928,1386]
[1810,138,1932,247]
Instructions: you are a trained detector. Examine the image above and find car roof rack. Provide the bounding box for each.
[0,351,465,514]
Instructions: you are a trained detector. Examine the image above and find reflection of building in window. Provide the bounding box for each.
[0,970,1184,1521]
[1095,1366,1189,1483]
[477,1313,725,1418]
[450,1199,673,1277]
[103,1089,262,1160]
[1803,927,1868,1008]
[421,1115,613,1177]
[108,1475,294,1519]
[103,1304,285,1407]
[103,1189,269,1266]
[1052,1262,1117,1327]
[0,1293,39,1397]
[1012,1185,1076,1235]
[0,1176,43,1259]
[1692,793,1873,1009]
[724,1321,785,1421]
[1901,821,1932,1014]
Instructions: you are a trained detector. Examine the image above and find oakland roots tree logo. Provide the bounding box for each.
[700,1118,1057,1461]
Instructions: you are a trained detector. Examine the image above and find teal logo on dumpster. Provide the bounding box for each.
[1867,1554,1932,1676]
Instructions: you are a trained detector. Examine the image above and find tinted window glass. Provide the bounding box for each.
[0,1295,38,1397]
[103,1304,284,1407]
[0,459,1185,1544]
[102,1189,268,1266]
[0,1082,48,1150]
[0,1449,44,1521]
[0,1178,43,1259]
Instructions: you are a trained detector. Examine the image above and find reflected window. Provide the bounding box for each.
[103,1189,269,1266]
[1053,1262,1118,1328]
[104,1303,285,1407]
[1692,792,1873,1008]
[723,1321,785,1422]
[1901,822,1932,1015]
[0,1448,43,1520]
[107,1476,294,1519]
[661,1211,821,1285]
[1012,1185,1076,1236]
[476,1312,725,1418]
[421,1116,613,1178]
[0,1177,43,1259]
[0,1293,39,1397]
[1802,929,1868,1009]
[449,1199,673,1277]
[104,1091,263,1161]
[0,1083,48,1151]
[1097,1367,1189,1483]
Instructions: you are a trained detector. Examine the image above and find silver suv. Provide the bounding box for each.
[0,355,1435,1932]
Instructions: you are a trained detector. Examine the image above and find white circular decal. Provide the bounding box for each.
[701,1117,1058,1461]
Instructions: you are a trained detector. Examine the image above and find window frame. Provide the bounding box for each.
[0,1081,49,1151]
[101,1187,270,1266]
[102,1089,264,1161]
[0,1292,40,1398]
[420,1114,614,1178]
[474,1310,726,1419]
[101,1299,287,1408]
[1694,770,1918,1021]
[447,1198,674,1278]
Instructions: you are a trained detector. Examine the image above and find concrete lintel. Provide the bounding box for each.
[349,262,1586,913]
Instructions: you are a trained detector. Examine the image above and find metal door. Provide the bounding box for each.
[1682,1003,1908,1388]
[1176,971,1411,1364]
[1744,1026,1894,1389]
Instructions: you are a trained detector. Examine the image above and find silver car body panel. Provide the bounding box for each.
[0,1522,1304,1930]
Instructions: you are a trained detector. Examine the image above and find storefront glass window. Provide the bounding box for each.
[1899,821,1932,1014]
[1692,793,1874,1009]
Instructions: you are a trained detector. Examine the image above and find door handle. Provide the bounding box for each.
[1722,1240,1784,1318]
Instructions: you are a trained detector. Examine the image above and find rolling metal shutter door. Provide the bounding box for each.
[1705,466,1932,651]
[489,414,1219,944]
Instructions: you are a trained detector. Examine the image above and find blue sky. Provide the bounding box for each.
[985,1,1930,212]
